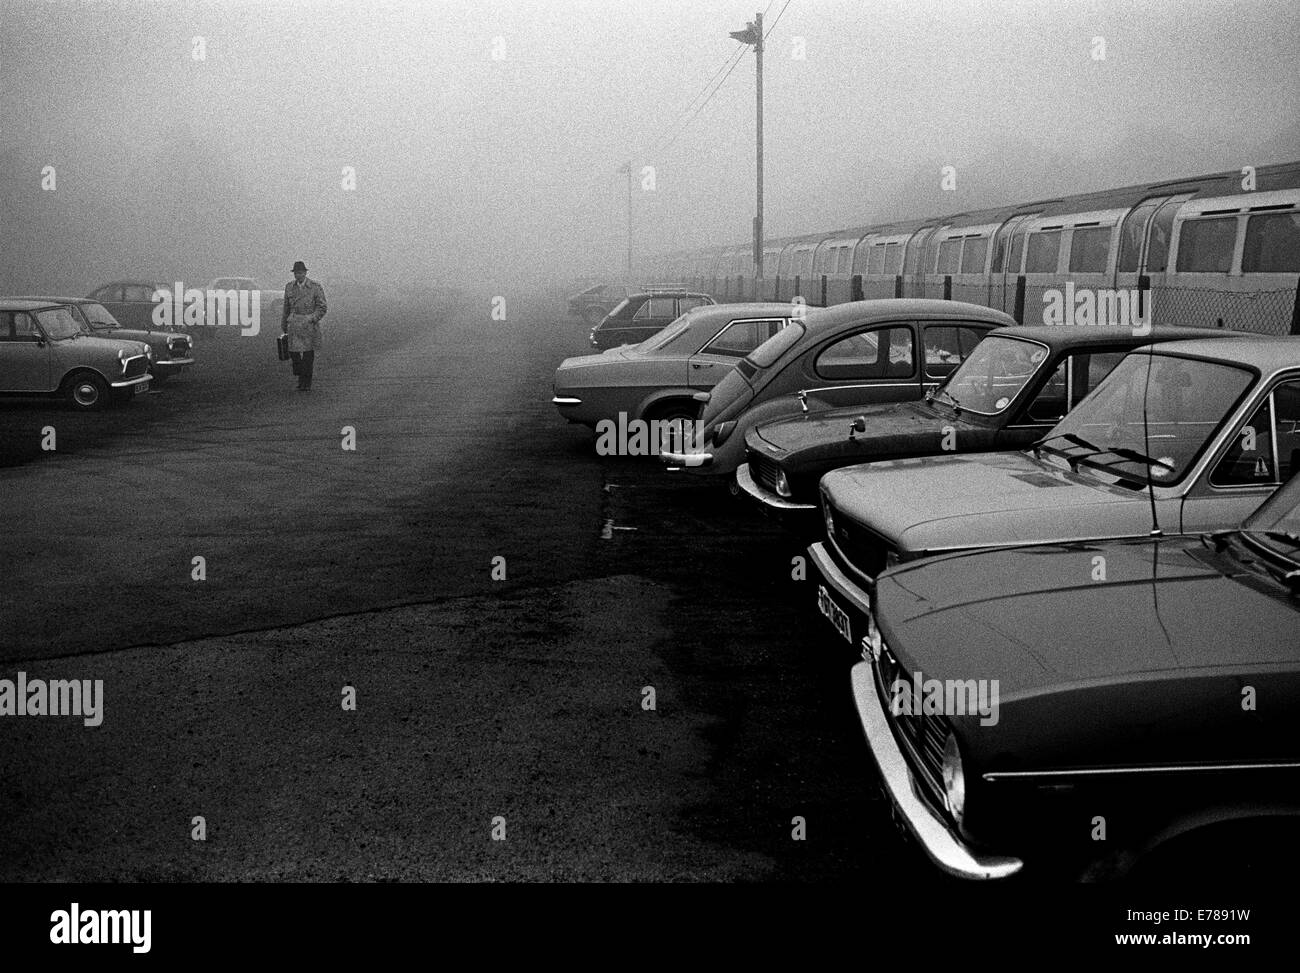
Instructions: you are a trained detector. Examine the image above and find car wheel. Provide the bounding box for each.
[647,401,699,453]
[66,373,109,411]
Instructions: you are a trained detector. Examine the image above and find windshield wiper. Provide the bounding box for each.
[1074,446,1174,474]
[932,387,962,413]
[1031,432,1100,464]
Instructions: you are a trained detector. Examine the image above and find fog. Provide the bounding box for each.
[2,0,1297,295]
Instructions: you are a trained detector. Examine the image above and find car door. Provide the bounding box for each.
[1182,376,1300,532]
[687,317,784,390]
[0,311,52,391]
[794,323,921,409]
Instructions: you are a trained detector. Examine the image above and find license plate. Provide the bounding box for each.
[817,584,853,645]
[136,381,149,394]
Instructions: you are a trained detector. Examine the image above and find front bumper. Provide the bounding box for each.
[110,374,152,390]
[551,395,582,407]
[735,462,816,511]
[660,450,712,470]
[152,357,194,371]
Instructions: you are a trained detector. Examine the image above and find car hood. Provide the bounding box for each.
[822,451,1159,553]
[61,334,149,355]
[750,400,990,463]
[93,327,174,345]
[874,537,1300,767]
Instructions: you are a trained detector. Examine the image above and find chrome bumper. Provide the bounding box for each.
[153,357,194,369]
[848,664,1023,880]
[660,450,712,470]
[551,396,582,406]
[110,374,152,389]
[735,462,815,511]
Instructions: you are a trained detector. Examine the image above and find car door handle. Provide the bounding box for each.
[691,362,704,369]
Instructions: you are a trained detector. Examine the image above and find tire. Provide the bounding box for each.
[65,373,109,411]
[646,401,700,454]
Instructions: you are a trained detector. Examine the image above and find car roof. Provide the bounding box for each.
[10,295,94,305]
[628,290,711,299]
[986,324,1255,349]
[1139,336,1300,369]
[0,298,68,311]
[804,298,1016,327]
[688,302,799,323]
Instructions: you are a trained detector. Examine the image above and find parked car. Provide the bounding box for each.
[553,303,798,428]
[14,296,193,384]
[739,325,1245,517]
[659,299,1015,477]
[826,471,1300,880]
[0,299,152,409]
[567,283,631,325]
[810,336,1298,586]
[589,290,715,350]
[85,280,172,331]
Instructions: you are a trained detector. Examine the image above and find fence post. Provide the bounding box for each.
[894,274,904,299]
[1013,275,1026,324]
[821,275,828,307]
[943,274,952,301]
[852,274,863,301]
[1291,275,1300,335]
[794,275,801,299]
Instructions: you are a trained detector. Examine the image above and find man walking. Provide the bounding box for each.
[282,260,327,391]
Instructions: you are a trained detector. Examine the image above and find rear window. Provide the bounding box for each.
[1242,212,1300,273]
[605,298,630,319]
[1176,217,1237,273]
[747,320,805,368]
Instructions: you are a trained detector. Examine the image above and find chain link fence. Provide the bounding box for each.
[1152,286,1298,336]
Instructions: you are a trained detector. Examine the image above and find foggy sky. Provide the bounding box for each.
[2,0,1298,294]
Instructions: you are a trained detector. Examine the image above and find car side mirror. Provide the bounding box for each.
[849,416,867,437]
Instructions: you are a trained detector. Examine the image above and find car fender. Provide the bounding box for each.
[636,387,703,420]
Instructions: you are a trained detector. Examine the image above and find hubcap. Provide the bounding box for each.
[74,382,99,406]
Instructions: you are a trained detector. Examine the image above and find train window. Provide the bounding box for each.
[1117,200,1160,273]
[778,249,795,277]
[1007,229,1027,274]
[1024,230,1062,273]
[852,243,871,275]
[960,236,989,274]
[1242,212,1300,273]
[1175,217,1237,273]
[837,247,852,274]
[815,326,913,381]
[1145,198,1183,272]
[937,238,962,274]
[796,249,814,276]
[1068,226,1111,273]
[884,243,904,275]
[867,245,886,275]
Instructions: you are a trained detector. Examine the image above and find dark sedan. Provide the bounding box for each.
[85,280,171,331]
[740,325,1245,517]
[830,472,1300,880]
[588,290,714,350]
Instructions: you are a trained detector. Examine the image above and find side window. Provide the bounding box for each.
[1145,198,1182,272]
[705,320,775,357]
[814,326,913,381]
[89,285,118,302]
[1068,226,1111,273]
[11,312,41,340]
[1277,382,1300,483]
[936,238,961,274]
[884,243,904,275]
[1242,212,1300,273]
[1020,358,1070,424]
[1024,230,1062,273]
[1175,217,1237,273]
[634,298,673,320]
[1211,382,1300,487]
[678,296,709,313]
[1117,200,1160,273]
[0,311,15,340]
[866,245,885,275]
[1006,228,1028,274]
[922,325,983,380]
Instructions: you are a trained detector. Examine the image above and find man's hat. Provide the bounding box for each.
[291,260,308,273]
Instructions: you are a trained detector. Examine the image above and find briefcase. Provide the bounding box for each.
[276,333,291,361]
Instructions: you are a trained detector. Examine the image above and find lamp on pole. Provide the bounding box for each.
[729,12,763,298]
[618,160,633,286]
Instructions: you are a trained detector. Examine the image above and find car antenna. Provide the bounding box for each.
[1141,348,1162,537]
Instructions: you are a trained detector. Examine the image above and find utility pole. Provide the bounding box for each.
[731,12,764,296]
[617,160,633,286]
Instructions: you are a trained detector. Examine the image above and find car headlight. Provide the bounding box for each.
[775,468,792,498]
[709,420,736,446]
[942,733,966,823]
[862,609,883,662]
[822,498,835,539]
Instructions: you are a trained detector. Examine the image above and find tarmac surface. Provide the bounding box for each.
[0,290,910,881]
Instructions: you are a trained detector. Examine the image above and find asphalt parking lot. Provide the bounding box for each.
[0,290,917,881]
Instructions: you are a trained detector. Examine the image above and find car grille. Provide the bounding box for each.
[826,504,892,579]
[123,356,149,379]
[875,645,950,809]
[749,449,780,494]
[168,337,190,356]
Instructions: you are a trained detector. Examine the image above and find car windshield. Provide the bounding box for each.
[1240,473,1300,561]
[747,320,805,368]
[80,302,121,328]
[1039,352,1254,485]
[34,306,84,340]
[935,335,1047,415]
[605,298,630,319]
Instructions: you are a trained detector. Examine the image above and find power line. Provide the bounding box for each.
[656,44,748,156]
[642,42,747,160]
[765,0,795,38]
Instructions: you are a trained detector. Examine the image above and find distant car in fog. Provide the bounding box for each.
[567,283,631,325]
[552,302,798,428]
[86,280,172,332]
[13,296,193,384]
[589,289,715,350]
[0,298,152,410]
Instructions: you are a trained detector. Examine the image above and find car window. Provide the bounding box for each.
[678,296,709,313]
[814,326,913,381]
[33,307,82,340]
[0,311,39,340]
[81,302,120,328]
[89,285,119,302]
[747,320,805,368]
[922,324,985,380]
[940,335,1047,415]
[1212,380,1300,487]
[606,298,631,319]
[633,298,674,320]
[704,319,779,358]
[1021,358,1070,424]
